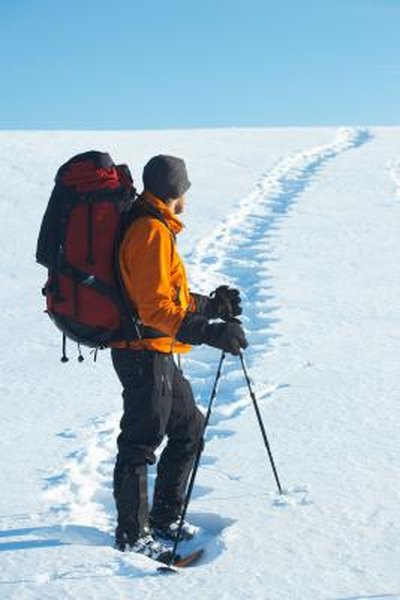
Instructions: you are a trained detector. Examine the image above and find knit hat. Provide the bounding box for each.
[142,155,191,201]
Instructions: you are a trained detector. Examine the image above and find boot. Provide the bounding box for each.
[150,441,203,539]
[127,533,177,564]
[113,463,177,563]
[151,516,199,542]
[150,492,199,542]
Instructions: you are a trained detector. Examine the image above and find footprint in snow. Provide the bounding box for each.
[271,484,313,508]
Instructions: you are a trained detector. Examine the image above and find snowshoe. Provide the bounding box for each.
[115,529,178,564]
[152,518,199,542]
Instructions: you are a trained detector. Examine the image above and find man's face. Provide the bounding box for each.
[172,194,186,215]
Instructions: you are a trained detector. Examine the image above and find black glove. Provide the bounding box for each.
[176,313,248,356]
[204,321,248,356]
[191,286,242,321]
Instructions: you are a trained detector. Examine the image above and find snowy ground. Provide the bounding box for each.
[1,127,400,599]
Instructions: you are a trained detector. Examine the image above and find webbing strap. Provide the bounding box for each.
[60,263,120,303]
[58,263,164,340]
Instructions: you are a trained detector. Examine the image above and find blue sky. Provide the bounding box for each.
[1,0,399,129]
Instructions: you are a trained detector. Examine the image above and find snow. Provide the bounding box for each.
[1,127,400,599]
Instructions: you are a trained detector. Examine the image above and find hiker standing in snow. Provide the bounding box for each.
[110,155,248,562]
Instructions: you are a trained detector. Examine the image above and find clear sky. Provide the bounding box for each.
[1,0,399,129]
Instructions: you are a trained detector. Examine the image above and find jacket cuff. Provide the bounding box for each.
[176,312,209,345]
[190,293,216,318]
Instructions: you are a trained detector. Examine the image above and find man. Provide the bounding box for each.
[110,155,248,562]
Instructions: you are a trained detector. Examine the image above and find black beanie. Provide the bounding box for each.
[142,155,191,201]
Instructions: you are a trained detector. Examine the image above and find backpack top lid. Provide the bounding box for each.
[36,151,134,270]
[56,151,124,194]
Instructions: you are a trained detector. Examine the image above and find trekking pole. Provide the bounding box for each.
[239,351,283,495]
[166,350,226,567]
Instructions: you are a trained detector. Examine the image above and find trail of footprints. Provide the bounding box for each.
[44,127,371,530]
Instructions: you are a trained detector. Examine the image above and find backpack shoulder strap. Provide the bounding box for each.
[115,196,172,341]
[122,196,176,241]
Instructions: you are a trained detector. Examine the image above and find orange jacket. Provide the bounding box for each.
[111,192,195,354]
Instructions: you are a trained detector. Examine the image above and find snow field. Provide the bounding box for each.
[388,158,400,198]
[1,127,400,599]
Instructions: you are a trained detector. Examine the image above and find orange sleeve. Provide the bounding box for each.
[120,218,188,338]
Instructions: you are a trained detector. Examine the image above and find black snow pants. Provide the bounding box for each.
[111,348,205,529]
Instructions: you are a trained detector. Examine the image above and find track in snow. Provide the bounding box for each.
[186,126,372,428]
[42,126,372,563]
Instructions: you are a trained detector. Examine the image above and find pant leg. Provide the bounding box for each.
[111,348,176,542]
[151,362,205,526]
[111,348,174,466]
[113,463,149,542]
